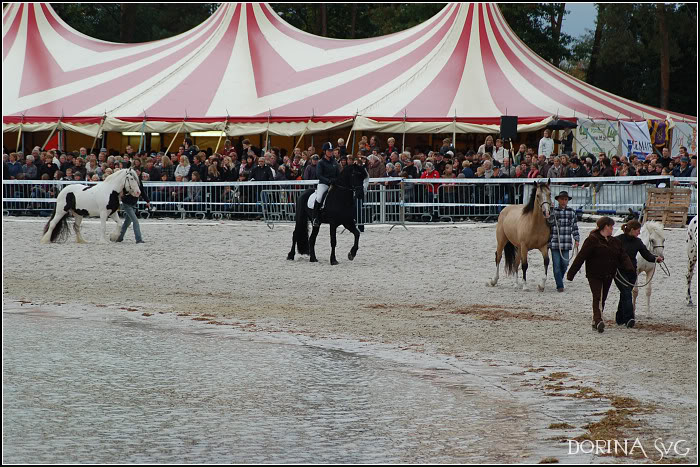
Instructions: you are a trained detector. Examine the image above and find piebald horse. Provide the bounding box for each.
[687,215,698,306]
[40,168,141,244]
[488,181,552,291]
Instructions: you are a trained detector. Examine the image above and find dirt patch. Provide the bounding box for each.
[449,305,560,322]
[548,423,575,430]
[142,313,152,317]
[538,457,559,464]
[636,322,696,339]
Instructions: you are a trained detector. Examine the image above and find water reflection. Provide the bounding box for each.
[4,306,548,463]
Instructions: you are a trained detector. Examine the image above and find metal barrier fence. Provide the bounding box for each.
[3,176,697,225]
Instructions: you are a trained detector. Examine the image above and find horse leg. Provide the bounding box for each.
[645,269,655,316]
[520,248,530,291]
[632,281,639,313]
[346,223,361,261]
[329,223,339,265]
[488,229,507,287]
[287,234,296,261]
[109,212,122,242]
[688,255,697,306]
[98,211,109,243]
[537,246,549,292]
[40,209,67,244]
[74,214,87,243]
[309,224,321,263]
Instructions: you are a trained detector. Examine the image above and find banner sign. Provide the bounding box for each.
[575,119,620,158]
[620,121,653,160]
[671,122,697,157]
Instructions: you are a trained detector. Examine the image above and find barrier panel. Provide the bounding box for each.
[3,176,695,222]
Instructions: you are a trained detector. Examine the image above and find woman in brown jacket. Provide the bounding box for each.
[566,217,635,333]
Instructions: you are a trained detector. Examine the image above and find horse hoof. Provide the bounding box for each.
[537,285,545,292]
[310,258,318,263]
[348,252,354,261]
[331,260,339,266]
[287,254,295,261]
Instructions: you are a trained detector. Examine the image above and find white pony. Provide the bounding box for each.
[40,168,141,244]
[626,221,666,314]
[687,215,698,306]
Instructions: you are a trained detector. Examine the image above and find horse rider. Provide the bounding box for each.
[547,191,580,293]
[313,142,340,227]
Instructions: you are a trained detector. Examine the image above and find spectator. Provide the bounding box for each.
[659,147,672,168]
[538,129,555,158]
[174,154,191,181]
[303,155,319,180]
[366,155,384,179]
[527,163,540,179]
[337,138,347,157]
[500,157,516,178]
[478,135,495,156]
[420,161,441,201]
[192,153,208,182]
[403,159,419,179]
[386,137,400,155]
[440,137,456,157]
[249,156,274,182]
[673,157,693,177]
[567,158,588,178]
[514,144,527,165]
[207,163,221,183]
[7,153,23,178]
[547,156,565,178]
[493,138,509,164]
[23,154,38,180]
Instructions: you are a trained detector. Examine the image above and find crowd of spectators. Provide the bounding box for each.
[4,133,696,188]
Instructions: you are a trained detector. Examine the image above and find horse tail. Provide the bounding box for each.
[295,190,312,255]
[43,207,71,243]
[504,241,518,276]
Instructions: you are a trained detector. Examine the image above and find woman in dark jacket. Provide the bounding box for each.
[567,217,635,333]
[613,220,664,328]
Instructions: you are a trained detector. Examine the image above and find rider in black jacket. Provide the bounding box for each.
[313,142,340,226]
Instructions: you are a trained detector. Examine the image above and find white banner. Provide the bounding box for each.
[671,122,697,157]
[619,121,653,160]
[575,119,620,158]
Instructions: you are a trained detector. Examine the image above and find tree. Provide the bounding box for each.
[657,3,670,110]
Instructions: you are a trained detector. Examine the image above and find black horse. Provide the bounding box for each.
[287,164,368,264]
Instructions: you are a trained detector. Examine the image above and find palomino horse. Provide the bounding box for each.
[628,221,666,314]
[40,168,141,244]
[687,215,698,306]
[488,180,552,291]
[288,164,369,265]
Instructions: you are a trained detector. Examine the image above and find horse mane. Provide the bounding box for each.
[102,168,126,183]
[522,184,538,214]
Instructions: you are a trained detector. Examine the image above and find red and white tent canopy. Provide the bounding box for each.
[3,2,695,136]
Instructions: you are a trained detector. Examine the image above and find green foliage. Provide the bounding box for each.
[586,3,697,115]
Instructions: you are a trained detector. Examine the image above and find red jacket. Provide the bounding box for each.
[421,169,441,193]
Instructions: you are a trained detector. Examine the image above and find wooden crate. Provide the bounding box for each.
[644,188,692,228]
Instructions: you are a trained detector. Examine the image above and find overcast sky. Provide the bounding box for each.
[561,3,597,39]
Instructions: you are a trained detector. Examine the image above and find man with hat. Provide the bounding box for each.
[312,142,340,227]
[547,190,580,292]
[672,156,693,177]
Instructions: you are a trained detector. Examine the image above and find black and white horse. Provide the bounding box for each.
[40,168,141,244]
[288,164,369,265]
[687,215,698,306]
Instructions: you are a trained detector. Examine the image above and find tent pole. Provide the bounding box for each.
[42,118,63,150]
[402,110,407,152]
[88,115,106,154]
[165,120,185,155]
[214,118,228,154]
[294,118,312,150]
[16,122,23,152]
[345,115,355,154]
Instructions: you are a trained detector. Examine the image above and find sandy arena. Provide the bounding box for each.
[3,216,698,462]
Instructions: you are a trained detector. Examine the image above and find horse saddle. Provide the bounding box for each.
[306,188,331,210]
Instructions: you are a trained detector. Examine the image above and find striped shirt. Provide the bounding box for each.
[548,207,580,251]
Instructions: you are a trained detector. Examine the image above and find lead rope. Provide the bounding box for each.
[615,244,670,288]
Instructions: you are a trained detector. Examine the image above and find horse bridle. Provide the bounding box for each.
[124,170,139,194]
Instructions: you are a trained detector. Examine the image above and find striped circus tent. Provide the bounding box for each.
[2,3,696,137]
